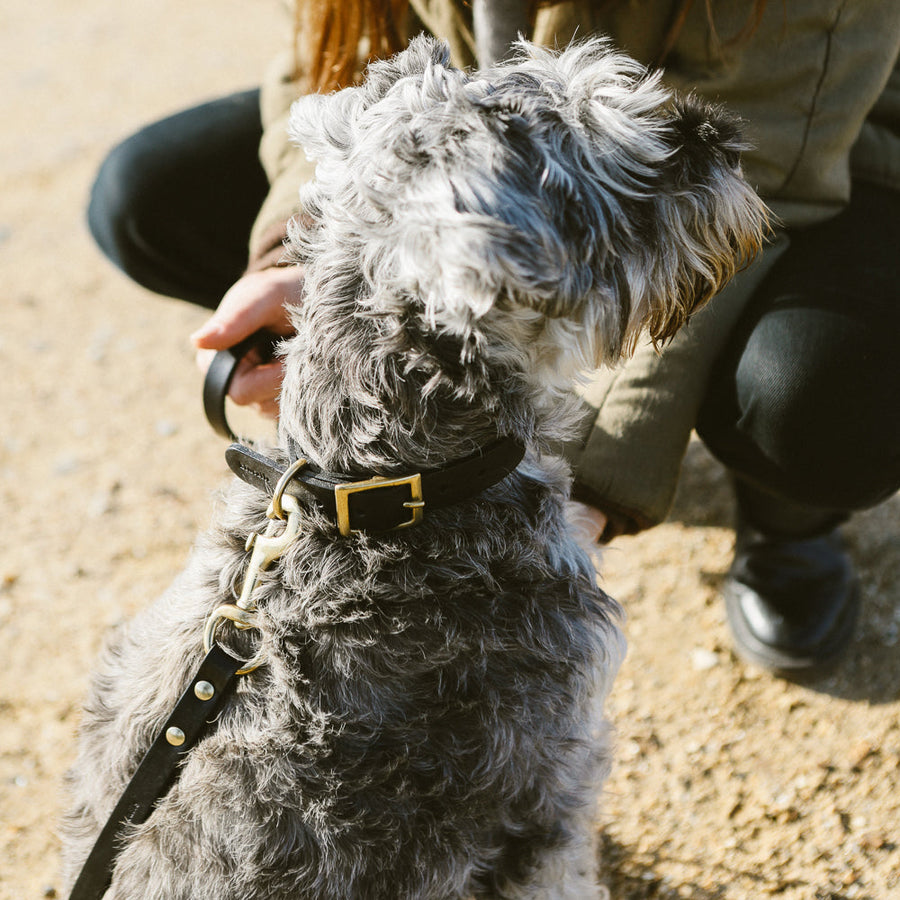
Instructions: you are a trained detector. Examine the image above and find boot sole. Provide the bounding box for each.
[723,576,861,679]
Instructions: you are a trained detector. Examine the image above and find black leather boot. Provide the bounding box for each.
[724,482,860,676]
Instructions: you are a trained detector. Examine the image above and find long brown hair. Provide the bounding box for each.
[294,0,769,93]
[294,0,410,93]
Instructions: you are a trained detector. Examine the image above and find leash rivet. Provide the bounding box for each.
[165,727,186,747]
[194,681,215,701]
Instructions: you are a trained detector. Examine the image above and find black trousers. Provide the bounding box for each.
[696,181,900,533]
[88,93,900,533]
[87,90,269,309]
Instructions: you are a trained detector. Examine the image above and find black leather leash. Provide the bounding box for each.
[68,334,277,899]
[68,644,243,900]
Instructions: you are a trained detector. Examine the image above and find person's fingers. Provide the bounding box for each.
[191,294,286,349]
[196,333,285,414]
[568,501,608,546]
[227,358,285,408]
[195,346,217,376]
[191,268,303,351]
[252,396,281,419]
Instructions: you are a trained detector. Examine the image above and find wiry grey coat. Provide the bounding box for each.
[62,37,766,899]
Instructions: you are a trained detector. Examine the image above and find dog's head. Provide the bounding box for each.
[280,36,767,464]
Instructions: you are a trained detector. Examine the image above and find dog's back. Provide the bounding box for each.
[63,470,622,898]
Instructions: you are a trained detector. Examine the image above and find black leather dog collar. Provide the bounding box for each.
[226,438,525,535]
[204,334,525,534]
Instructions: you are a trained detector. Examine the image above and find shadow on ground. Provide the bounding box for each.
[596,832,881,900]
[664,438,900,705]
[597,832,726,898]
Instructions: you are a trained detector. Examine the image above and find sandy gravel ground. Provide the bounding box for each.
[2,3,899,898]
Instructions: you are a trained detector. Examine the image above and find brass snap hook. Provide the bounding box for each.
[202,604,267,675]
[201,458,308,676]
[238,492,304,611]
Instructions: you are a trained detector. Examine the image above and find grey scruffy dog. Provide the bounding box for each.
[62,36,766,899]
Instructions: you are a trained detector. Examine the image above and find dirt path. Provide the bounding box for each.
[2,3,898,898]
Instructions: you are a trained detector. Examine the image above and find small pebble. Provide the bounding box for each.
[690,647,719,671]
[53,454,80,476]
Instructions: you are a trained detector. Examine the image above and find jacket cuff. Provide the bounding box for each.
[571,479,653,542]
[247,219,292,272]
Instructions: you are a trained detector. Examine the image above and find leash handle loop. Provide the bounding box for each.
[202,330,280,441]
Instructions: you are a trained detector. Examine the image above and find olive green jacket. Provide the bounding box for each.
[251,1,900,538]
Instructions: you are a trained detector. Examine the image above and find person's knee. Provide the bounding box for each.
[730,307,899,509]
[86,131,167,274]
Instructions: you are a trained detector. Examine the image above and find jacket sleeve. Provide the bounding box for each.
[567,234,789,541]
[247,49,318,271]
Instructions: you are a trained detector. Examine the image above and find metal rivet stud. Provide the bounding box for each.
[194,680,215,701]
[165,727,186,747]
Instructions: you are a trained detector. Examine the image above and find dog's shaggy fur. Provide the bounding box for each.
[62,37,766,899]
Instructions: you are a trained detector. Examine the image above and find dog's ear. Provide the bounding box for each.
[361,34,453,103]
[517,41,767,352]
[637,95,768,345]
[395,38,766,374]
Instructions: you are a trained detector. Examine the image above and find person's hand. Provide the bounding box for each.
[191,266,304,418]
[569,501,608,547]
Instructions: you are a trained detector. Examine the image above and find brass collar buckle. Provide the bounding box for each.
[333,473,425,537]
